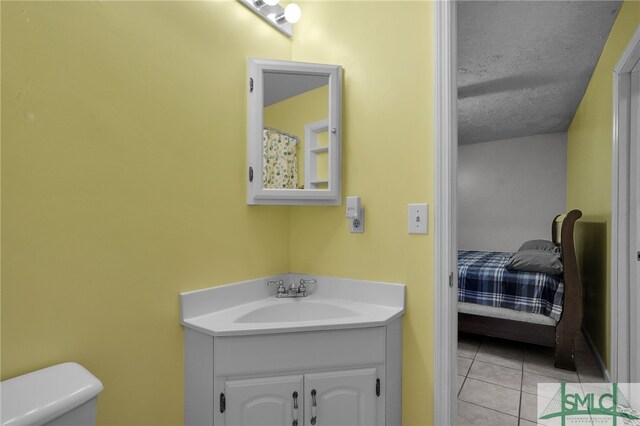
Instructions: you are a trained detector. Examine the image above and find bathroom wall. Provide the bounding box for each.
[290,2,435,424]
[1,2,292,425]
[458,132,567,252]
[2,1,437,425]
[566,0,640,369]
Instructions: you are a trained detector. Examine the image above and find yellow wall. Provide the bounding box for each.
[1,2,292,424]
[290,2,434,424]
[2,1,435,425]
[264,85,329,188]
[567,0,640,369]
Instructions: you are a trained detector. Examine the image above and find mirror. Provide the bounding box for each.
[247,58,342,205]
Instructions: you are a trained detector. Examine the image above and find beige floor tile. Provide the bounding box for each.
[523,361,579,382]
[459,378,521,417]
[457,400,519,426]
[578,368,607,383]
[538,382,583,400]
[459,340,480,359]
[468,360,522,391]
[459,356,473,376]
[522,371,564,394]
[474,352,523,370]
[475,341,524,370]
[458,375,466,395]
[581,382,613,395]
[520,391,546,422]
[576,356,604,378]
[521,388,588,425]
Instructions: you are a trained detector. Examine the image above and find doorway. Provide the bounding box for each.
[434,3,634,424]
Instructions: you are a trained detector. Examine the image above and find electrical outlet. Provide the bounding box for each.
[408,204,428,234]
[350,209,365,233]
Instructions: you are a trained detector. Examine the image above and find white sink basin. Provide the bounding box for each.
[235,301,359,323]
[180,274,405,336]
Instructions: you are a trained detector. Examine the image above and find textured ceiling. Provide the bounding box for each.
[457,1,622,145]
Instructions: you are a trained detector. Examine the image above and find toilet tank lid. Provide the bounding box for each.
[0,362,103,426]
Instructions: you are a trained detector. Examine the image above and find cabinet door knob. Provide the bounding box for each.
[310,389,317,425]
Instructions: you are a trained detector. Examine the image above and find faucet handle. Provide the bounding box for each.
[267,279,284,286]
[298,279,317,294]
[267,279,286,296]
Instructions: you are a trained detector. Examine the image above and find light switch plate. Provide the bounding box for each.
[408,204,428,234]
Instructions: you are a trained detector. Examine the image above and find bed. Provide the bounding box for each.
[457,209,583,371]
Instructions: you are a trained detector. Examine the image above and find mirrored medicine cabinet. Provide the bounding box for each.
[247,58,342,205]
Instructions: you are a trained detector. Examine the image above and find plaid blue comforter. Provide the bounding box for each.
[458,250,564,320]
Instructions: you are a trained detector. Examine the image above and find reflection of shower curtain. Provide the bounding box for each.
[263,128,299,189]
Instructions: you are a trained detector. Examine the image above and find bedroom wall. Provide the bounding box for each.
[458,132,567,252]
[567,0,640,371]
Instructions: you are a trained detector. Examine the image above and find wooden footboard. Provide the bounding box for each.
[552,209,583,371]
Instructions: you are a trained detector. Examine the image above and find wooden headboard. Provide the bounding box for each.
[552,209,583,369]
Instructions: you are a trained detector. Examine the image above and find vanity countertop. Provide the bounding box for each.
[180,274,405,337]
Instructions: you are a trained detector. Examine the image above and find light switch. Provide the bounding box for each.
[408,204,428,234]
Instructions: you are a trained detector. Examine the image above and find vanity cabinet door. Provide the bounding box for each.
[225,375,303,426]
[304,368,378,426]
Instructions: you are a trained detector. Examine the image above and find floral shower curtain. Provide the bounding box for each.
[263,128,299,189]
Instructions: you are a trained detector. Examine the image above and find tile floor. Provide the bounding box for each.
[456,332,606,426]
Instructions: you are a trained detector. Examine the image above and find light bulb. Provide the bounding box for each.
[264,0,279,5]
[284,3,301,23]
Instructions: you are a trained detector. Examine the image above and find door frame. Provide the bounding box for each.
[611,25,640,383]
[434,7,640,421]
[434,1,457,424]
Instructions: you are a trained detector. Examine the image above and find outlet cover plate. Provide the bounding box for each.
[350,208,365,233]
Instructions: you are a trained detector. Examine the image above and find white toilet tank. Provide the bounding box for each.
[0,362,103,426]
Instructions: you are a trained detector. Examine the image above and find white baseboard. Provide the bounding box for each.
[582,327,611,382]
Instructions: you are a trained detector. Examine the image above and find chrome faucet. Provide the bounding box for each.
[267,279,317,298]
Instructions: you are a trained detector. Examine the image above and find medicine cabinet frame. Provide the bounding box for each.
[247,58,342,205]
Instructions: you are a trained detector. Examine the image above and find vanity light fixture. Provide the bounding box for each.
[276,3,301,24]
[238,0,301,37]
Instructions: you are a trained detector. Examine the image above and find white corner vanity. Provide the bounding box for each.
[180,274,405,426]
